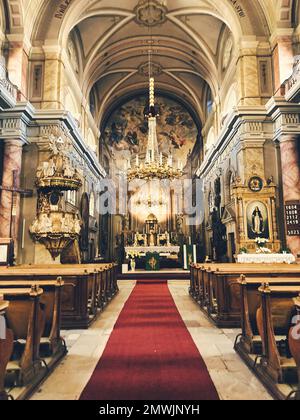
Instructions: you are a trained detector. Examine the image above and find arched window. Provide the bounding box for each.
[206,88,213,115]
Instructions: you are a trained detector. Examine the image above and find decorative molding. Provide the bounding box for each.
[134,0,167,27]
[138,61,163,77]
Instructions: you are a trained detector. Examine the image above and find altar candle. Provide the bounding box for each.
[136,155,139,167]
[160,152,163,165]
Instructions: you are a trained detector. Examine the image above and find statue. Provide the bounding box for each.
[63,160,75,178]
[45,161,55,177]
[40,213,53,232]
[73,215,82,234]
[61,214,71,232]
[176,214,184,234]
[252,206,264,235]
[149,229,156,247]
[134,232,139,247]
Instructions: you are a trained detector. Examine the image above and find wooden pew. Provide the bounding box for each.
[255,285,300,399]
[21,262,120,304]
[190,264,300,327]
[0,278,66,368]
[288,296,300,400]
[0,286,46,388]
[0,301,13,401]
[0,264,118,329]
[235,275,300,368]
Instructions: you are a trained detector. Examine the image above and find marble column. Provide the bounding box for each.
[0,140,24,250]
[280,135,300,259]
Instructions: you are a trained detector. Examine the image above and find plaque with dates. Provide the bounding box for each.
[285,201,300,236]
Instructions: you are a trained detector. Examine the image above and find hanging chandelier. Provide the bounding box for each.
[127,19,183,182]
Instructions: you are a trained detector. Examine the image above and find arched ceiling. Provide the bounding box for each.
[3,1,300,128]
[27,0,275,126]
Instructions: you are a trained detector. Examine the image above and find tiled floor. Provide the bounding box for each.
[30,280,273,400]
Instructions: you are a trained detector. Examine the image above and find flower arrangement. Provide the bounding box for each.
[239,247,248,254]
[126,251,142,260]
[255,237,271,254]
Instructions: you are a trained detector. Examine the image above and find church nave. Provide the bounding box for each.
[1,0,300,403]
[30,280,272,401]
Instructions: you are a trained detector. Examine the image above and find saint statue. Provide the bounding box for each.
[252,206,264,235]
[149,229,156,247]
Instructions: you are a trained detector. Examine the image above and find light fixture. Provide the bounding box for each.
[127,22,183,182]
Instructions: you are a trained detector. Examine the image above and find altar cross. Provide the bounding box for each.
[0,170,33,238]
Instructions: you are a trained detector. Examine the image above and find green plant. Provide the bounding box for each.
[239,247,248,254]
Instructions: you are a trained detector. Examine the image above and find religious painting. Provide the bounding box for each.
[248,176,263,193]
[103,95,198,170]
[246,201,270,240]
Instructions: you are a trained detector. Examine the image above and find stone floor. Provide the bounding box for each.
[31,280,273,401]
[168,281,273,401]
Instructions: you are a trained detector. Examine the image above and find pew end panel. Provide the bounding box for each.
[1,287,47,388]
[288,296,300,400]
[256,285,300,398]
[0,301,14,401]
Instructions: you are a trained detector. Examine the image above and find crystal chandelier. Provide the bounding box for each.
[127,30,183,182]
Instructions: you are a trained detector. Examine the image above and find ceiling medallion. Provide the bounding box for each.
[135,0,167,27]
[138,62,163,77]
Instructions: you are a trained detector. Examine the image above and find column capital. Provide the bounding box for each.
[278,133,299,144]
[2,138,27,148]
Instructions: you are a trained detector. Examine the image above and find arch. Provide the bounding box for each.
[99,88,203,137]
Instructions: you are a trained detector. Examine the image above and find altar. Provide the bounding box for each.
[236,253,296,264]
[125,246,180,257]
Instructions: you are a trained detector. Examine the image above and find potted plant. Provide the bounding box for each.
[239,247,248,254]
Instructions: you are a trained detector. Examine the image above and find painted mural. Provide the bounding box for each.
[103,95,198,170]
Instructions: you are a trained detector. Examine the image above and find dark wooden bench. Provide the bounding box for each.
[255,285,300,399]
[0,286,46,389]
[235,275,300,368]
[0,278,66,368]
[190,264,300,327]
[0,264,119,329]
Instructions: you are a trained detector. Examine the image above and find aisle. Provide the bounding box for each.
[80,280,219,400]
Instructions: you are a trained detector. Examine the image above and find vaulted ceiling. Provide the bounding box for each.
[4,0,299,127]
[65,0,240,126]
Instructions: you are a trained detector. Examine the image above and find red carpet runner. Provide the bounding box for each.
[80,280,219,400]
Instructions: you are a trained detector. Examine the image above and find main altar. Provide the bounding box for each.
[125,213,181,270]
